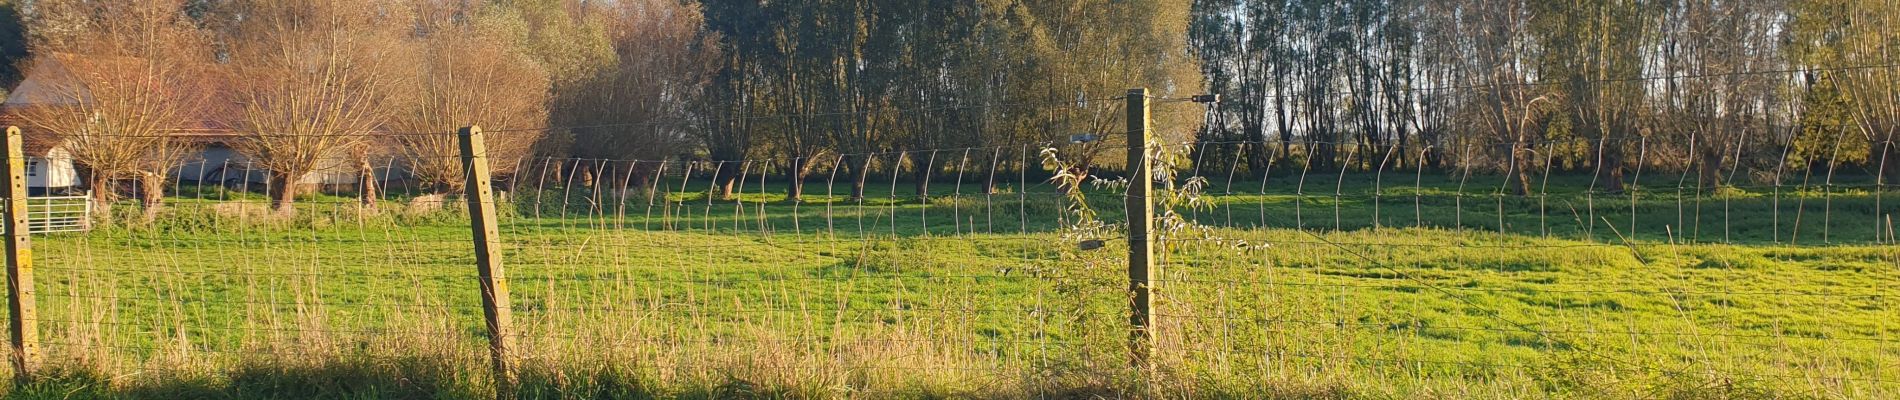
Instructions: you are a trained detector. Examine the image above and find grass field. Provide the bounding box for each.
[2,173,1896,399]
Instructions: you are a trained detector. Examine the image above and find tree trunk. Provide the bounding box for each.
[1275,72,1293,166]
[1698,149,1723,190]
[714,161,738,200]
[1596,133,1626,194]
[849,154,870,202]
[786,157,807,203]
[1886,144,1899,185]
[1600,147,1626,195]
[1418,128,1440,170]
[1511,140,1534,196]
[88,172,113,225]
[630,163,653,200]
[1395,124,1411,171]
[138,172,164,223]
[270,170,298,215]
[358,158,379,209]
[1877,129,1898,183]
[540,161,560,189]
[912,157,931,201]
[982,149,1000,195]
[1244,119,1269,175]
[577,163,595,189]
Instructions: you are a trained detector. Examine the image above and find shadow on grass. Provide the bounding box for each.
[7,360,1015,400]
[8,356,482,400]
[4,357,1801,400]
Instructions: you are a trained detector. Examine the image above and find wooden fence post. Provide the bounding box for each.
[1,126,38,381]
[1125,89,1155,369]
[459,126,517,398]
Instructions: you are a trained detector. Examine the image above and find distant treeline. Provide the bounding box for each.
[0,0,1892,214]
[1191,0,1898,195]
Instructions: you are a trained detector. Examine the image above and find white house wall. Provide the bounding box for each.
[26,148,78,189]
[42,147,78,187]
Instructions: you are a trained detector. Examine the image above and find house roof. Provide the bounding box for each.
[2,53,411,156]
[0,111,61,157]
[4,52,153,106]
[0,52,244,153]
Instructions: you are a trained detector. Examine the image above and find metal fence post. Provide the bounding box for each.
[459,126,517,398]
[1125,89,1155,369]
[1,126,39,381]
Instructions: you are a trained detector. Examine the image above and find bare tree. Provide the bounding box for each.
[1535,0,1661,194]
[220,0,410,213]
[1659,0,1783,189]
[388,29,550,195]
[136,133,203,219]
[1451,0,1548,196]
[12,0,210,222]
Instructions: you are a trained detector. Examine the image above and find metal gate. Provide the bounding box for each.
[23,192,90,234]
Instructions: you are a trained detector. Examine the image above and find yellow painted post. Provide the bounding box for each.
[459,126,516,398]
[0,126,39,381]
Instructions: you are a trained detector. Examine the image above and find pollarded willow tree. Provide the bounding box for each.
[1446,0,1550,196]
[1657,0,1786,190]
[220,0,410,213]
[1533,0,1662,194]
[388,25,551,196]
[12,0,210,221]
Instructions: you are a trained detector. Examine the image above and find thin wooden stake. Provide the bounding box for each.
[459,126,516,398]
[1,126,38,381]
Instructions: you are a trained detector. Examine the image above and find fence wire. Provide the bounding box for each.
[1,98,1895,398]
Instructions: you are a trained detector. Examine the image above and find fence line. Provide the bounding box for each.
[0,87,1893,398]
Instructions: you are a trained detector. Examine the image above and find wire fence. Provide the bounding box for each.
[0,93,1896,398]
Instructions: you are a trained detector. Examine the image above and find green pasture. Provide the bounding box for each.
[1,175,1895,399]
